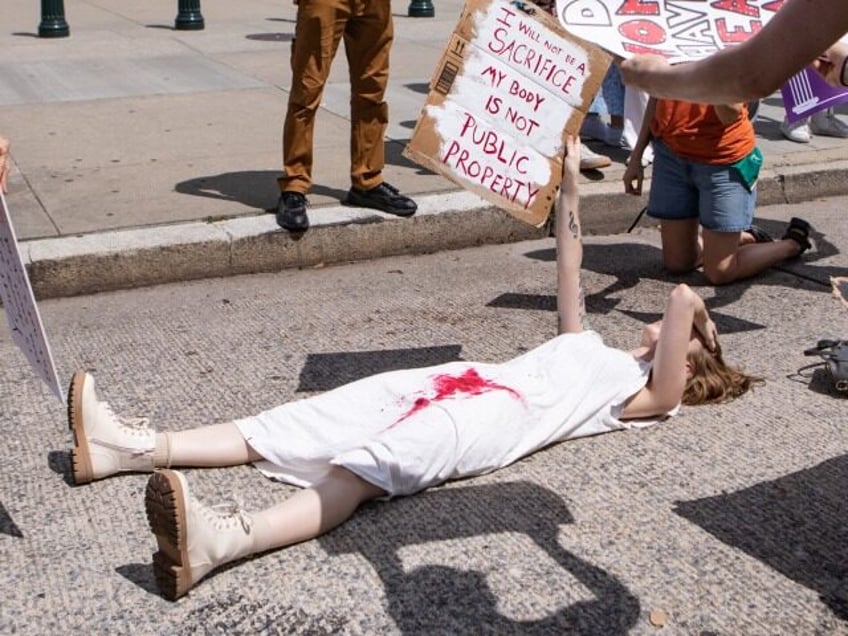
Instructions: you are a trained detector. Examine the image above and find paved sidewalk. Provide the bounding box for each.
[2,0,848,297]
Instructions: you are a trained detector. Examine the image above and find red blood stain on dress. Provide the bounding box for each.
[391,368,524,426]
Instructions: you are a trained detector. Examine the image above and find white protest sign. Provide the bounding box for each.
[0,192,64,401]
[557,0,783,63]
[405,0,611,226]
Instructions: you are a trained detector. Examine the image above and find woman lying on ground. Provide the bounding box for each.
[65,136,760,601]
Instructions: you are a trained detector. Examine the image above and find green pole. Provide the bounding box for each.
[408,0,435,17]
[39,0,70,38]
[175,0,205,30]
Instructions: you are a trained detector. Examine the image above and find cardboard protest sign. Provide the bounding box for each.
[782,67,848,124]
[557,0,783,63]
[404,0,611,226]
[0,192,64,401]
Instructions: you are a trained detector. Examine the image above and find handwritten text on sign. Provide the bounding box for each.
[558,0,783,63]
[0,192,64,401]
[405,0,608,226]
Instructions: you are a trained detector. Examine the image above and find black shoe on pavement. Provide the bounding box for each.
[276,191,309,231]
[344,182,417,217]
[744,224,773,243]
[781,216,813,255]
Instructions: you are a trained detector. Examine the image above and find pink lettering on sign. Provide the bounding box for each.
[457,112,529,173]
[439,110,542,209]
[762,0,784,10]
[622,41,675,57]
[619,19,666,45]
[390,368,525,426]
[616,0,660,16]
[715,18,762,43]
[487,6,584,96]
[710,0,759,18]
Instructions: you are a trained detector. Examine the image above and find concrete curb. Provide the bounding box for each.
[22,161,848,299]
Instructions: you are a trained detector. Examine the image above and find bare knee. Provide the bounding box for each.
[663,256,698,276]
[322,466,386,501]
[703,263,737,285]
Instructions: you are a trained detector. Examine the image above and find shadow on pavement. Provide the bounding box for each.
[173,139,424,211]
[297,344,464,392]
[321,481,640,634]
[174,170,288,212]
[675,455,848,621]
[115,563,161,595]
[245,33,294,42]
[47,450,75,486]
[526,232,842,315]
[0,501,23,538]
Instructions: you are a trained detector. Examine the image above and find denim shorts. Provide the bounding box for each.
[647,139,756,232]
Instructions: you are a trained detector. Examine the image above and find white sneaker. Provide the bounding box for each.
[780,117,811,143]
[68,370,155,485]
[146,470,255,600]
[810,109,848,138]
[579,142,611,171]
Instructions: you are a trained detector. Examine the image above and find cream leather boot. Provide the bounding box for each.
[145,470,256,600]
[68,370,156,485]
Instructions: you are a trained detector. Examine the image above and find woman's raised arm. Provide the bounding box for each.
[556,135,586,334]
[621,284,717,419]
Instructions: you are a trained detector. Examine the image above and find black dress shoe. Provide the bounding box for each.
[345,182,417,217]
[276,191,309,231]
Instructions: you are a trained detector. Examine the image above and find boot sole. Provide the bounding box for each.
[145,470,192,601]
[67,370,94,485]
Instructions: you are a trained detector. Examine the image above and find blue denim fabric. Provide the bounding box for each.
[646,140,756,232]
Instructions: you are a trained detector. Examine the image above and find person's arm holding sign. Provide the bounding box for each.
[0,136,10,193]
[556,135,586,335]
[620,0,848,103]
[813,40,848,87]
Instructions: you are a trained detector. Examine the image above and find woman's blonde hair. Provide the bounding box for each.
[682,342,763,406]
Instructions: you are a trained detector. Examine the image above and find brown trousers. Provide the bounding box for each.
[280,0,393,193]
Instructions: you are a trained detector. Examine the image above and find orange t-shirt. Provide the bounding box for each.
[650,99,755,165]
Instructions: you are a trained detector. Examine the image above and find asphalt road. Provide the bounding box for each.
[1,195,846,634]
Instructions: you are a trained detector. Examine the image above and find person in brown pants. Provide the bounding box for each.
[276,0,418,231]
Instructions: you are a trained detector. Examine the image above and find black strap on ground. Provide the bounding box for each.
[627,206,647,233]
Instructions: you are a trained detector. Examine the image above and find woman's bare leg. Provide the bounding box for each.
[701,229,801,285]
[658,218,702,273]
[146,465,386,599]
[251,466,387,552]
[160,422,262,467]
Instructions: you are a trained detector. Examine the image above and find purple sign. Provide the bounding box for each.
[781,67,848,124]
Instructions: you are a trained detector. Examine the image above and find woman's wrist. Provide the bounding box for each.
[841,55,848,87]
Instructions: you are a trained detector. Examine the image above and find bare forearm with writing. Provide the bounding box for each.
[556,136,585,334]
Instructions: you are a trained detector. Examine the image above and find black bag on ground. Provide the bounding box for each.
[804,340,848,393]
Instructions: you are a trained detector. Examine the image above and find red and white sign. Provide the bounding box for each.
[405,0,610,226]
[557,0,784,62]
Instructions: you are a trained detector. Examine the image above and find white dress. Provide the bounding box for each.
[235,331,669,497]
